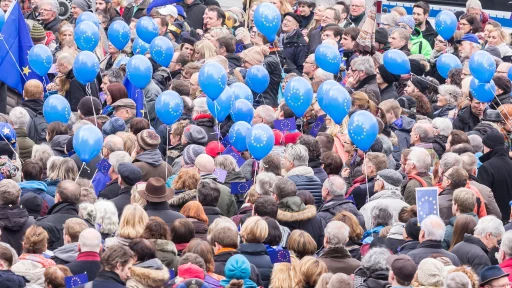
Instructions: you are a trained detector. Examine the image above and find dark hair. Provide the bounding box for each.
[182,96,194,115]
[217,35,236,54]
[297,190,315,206]
[141,216,171,240]
[171,80,191,96]
[260,153,282,176]
[129,238,156,262]
[176,53,191,67]
[171,218,195,244]
[263,217,282,246]
[449,130,470,148]
[322,24,343,41]
[316,132,334,153]
[279,103,295,119]
[273,178,297,200]
[343,27,360,41]
[321,151,343,175]
[22,159,43,181]
[323,7,341,23]
[460,14,483,33]
[197,179,221,206]
[447,68,463,88]
[0,245,13,267]
[130,118,150,136]
[210,226,238,249]
[398,206,417,223]
[106,83,128,104]
[254,196,278,218]
[47,122,68,142]
[206,6,226,25]
[409,92,432,116]
[101,244,135,271]
[297,0,315,9]
[298,135,321,160]
[449,214,477,251]
[155,16,168,30]
[446,166,468,189]
[413,1,430,15]
[179,253,206,270]
[450,143,474,155]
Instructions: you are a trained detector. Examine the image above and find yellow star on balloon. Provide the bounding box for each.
[140,110,145,116]
[22,66,31,76]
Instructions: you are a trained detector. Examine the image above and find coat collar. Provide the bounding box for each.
[416,239,442,249]
[320,246,352,260]
[462,233,489,253]
[355,74,377,91]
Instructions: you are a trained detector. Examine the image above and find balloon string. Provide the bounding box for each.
[99,53,111,64]
[0,133,22,164]
[89,168,98,187]
[140,89,151,125]
[214,101,221,151]
[165,126,169,180]
[490,89,512,131]
[87,83,98,127]
[364,151,369,204]
[76,162,85,182]
[0,35,28,82]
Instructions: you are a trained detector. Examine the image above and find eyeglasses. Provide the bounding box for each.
[487,282,512,288]
[435,39,447,45]
[443,173,451,181]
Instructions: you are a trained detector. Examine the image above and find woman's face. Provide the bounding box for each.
[314,5,325,21]
[193,49,201,61]
[112,0,119,6]
[107,43,119,54]
[71,5,83,18]
[249,6,256,23]
[488,31,502,46]
[61,30,73,42]
[459,19,471,34]
[484,24,494,40]
[105,89,112,105]
[405,80,416,95]
[270,0,281,11]
[437,93,447,107]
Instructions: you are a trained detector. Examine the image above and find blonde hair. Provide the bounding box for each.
[240,216,268,243]
[275,0,293,15]
[489,27,511,45]
[294,256,328,288]
[50,158,78,181]
[23,225,48,254]
[116,132,138,159]
[131,182,147,207]
[118,204,149,239]
[194,40,217,61]
[63,218,89,242]
[270,261,298,288]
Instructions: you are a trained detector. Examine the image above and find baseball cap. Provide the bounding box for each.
[386,255,417,283]
[158,5,178,18]
[175,5,186,18]
[455,33,479,44]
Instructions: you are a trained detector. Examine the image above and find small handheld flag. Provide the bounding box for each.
[96,158,111,176]
[222,146,246,168]
[65,273,88,288]
[273,118,296,132]
[416,187,439,224]
[213,168,227,183]
[310,115,326,137]
[268,248,291,264]
[230,180,253,194]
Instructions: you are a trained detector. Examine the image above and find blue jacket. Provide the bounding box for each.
[19,181,54,208]
[286,166,323,208]
[44,179,59,197]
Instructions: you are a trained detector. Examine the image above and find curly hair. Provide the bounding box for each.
[141,216,171,240]
[172,168,201,190]
[409,92,432,116]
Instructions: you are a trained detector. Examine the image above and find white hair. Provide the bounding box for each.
[108,151,132,174]
[501,231,512,258]
[466,0,482,10]
[79,228,102,252]
[432,117,453,137]
[351,56,376,75]
[255,172,278,195]
[438,85,462,106]
[324,221,349,248]
[57,53,74,67]
[285,144,309,167]
[361,248,390,273]
[323,175,346,197]
[193,97,209,114]
[440,152,462,173]
[214,155,239,172]
[46,156,63,180]
[474,215,505,238]
[468,135,483,153]
[8,107,30,129]
[255,105,277,126]
[31,144,54,167]
[408,147,431,173]
[421,215,446,241]
[94,199,119,235]
[314,68,334,81]
[79,202,96,224]
[40,0,59,13]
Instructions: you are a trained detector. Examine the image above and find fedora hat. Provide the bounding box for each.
[480,265,510,286]
[138,177,174,202]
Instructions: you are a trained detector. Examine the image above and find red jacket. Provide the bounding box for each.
[500,257,512,283]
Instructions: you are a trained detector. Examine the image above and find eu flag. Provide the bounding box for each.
[268,247,291,264]
[123,78,144,118]
[0,2,49,94]
[274,118,296,132]
[222,146,246,168]
[213,168,227,183]
[230,180,253,195]
[65,273,88,288]
[416,187,439,224]
[310,115,326,137]
[96,158,111,176]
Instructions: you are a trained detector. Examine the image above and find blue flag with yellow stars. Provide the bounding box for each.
[310,115,326,137]
[222,146,246,168]
[268,247,291,264]
[416,187,439,224]
[123,77,144,118]
[96,158,111,176]
[0,2,49,94]
[273,118,296,132]
[65,273,88,288]
[230,180,253,195]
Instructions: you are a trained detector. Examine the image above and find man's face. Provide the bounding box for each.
[170,53,180,71]
[341,35,355,50]
[281,16,299,33]
[388,32,405,49]
[0,0,12,12]
[205,10,221,29]
[410,125,419,145]
[190,73,199,97]
[57,61,71,74]
[95,0,106,11]
[404,157,415,174]
[153,18,165,36]
[459,41,474,59]
[349,1,364,17]
[39,4,56,22]
[31,0,40,9]
[114,108,129,120]
[117,260,134,282]
[467,7,482,19]
[303,55,317,77]
[321,9,336,26]
[252,110,264,125]
[298,4,312,16]
[181,43,194,59]
[486,277,509,288]
[322,30,340,42]
[470,98,486,118]
[412,7,427,26]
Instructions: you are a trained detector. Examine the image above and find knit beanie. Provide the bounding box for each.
[398,16,415,31]
[30,23,46,43]
[410,76,429,94]
[240,46,269,66]
[378,64,400,84]
[137,129,161,151]
[183,144,205,166]
[493,75,511,95]
[416,258,445,287]
[482,130,505,150]
[377,169,403,189]
[102,117,127,136]
[20,192,43,218]
[72,0,92,12]
[409,59,426,76]
[375,27,388,45]
[77,96,102,117]
[223,254,251,280]
[184,125,208,146]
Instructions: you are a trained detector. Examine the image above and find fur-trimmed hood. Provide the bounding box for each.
[127,258,169,288]
[168,190,197,207]
[151,239,178,255]
[277,205,317,223]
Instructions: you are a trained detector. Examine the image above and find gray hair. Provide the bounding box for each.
[51,158,78,181]
[361,247,391,273]
[372,52,383,67]
[31,144,54,169]
[460,152,477,174]
[104,135,124,153]
[314,68,334,81]
[255,105,277,126]
[351,56,375,75]
[46,156,63,180]
[8,107,30,129]
[285,144,309,167]
[474,215,505,238]
[105,68,124,84]
[40,0,59,13]
[371,203,393,227]
[381,12,399,27]
[108,151,132,174]
[440,152,462,173]
[72,120,93,134]
[468,135,483,153]
[79,202,96,224]
[324,221,349,248]
[408,147,431,173]
[0,179,21,205]
[444,272,472,288]
[392,28,410,42]
[466,0,482,10]
[432,118,453,137]
[438,85,462,105]
[193,97,209,114]
[57,53,74,67]
[214,155,238,172]
[421,215,446,241]
[323,175,347,197]
[255,172,278,195]
[94,199,119,235]
[501,230,512,258]
[413,122,434,143]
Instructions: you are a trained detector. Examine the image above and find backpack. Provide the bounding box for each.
[25,108,48,144]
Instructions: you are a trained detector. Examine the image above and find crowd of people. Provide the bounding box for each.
[0,0,512,287]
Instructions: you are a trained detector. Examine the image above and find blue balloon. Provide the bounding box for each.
[199,62,227,101]
[229,121,251,152]
[348,110,379,152]
[76,11,100,27]
[314,44,341,74]
[230,82,253,104]
[108,20,130,51]
[469,50,496,83]
[246,124,275,161]
[73,125,103,163]
[321,85,351,125]
[207,87,234,122]
[133,37,150,55]
[114,56,130,68]
[231,99,254,124]
[74,21,100,52]
[73,51,99,85]
[253,3,281,42]
[383,49,411,75]
[126,55,153,89]
[435,11,457,40]
[136,16,159,44]
[156,91,183,125]
[508,66,512,82]
[150,36,174,67]
[28,44,52,76]
[436,53,462,79]
[284,77,313,117]
[0,9,5,34]
[470,78,495,103]
[246,65,269,94]
[43,95,71,124]
[317,80,339,107]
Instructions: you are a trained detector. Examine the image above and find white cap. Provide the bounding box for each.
[158,5,178,18]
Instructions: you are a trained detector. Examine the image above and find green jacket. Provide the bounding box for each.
[410,28,432,59]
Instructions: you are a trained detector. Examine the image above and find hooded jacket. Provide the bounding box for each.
[317,195,365,227]
[433,104,456,118]
[431,134,448,159]
[379,83,399,101]
[0,205,35,255]
[134,149,173,182]
[11,255,52,287]
[451,234,490,275]
[319,246,360,275]
[19,180,55,210]
[410,28,433,58]
[354,267,390,288]
[149,239,180,270]
[213,249,262,286]
[52,242,78,264]
[286,166,323,208]
[390,115,416,162]
[360,190,409,230]
[126,258,170,288]
[49,135,70,157]
[194,115,218,144]
[183,0,206,30]
[169,190,197,212]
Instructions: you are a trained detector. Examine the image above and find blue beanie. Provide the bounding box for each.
[223,254,251,280]
[102,116,126,136]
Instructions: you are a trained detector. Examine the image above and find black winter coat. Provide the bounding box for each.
[347,74,381,104]
[452,105,481,132]
[98,179,121,200]
[307,27,322,55]
[65,69,100,112]
[379,84,399,101]
[0,205,35,256]
[317,195,365,227]
[214,250,262,286]
[431,134,448,159]
[490,93,512,109]
[238,243,273,288]
[433,104,455,118]
[111,186,133,219]
[65,252,101,281]
[121,0,149,24]
[36,202,81,250]
[145,202,185,231]
[183,0,206,30]
[253,53,282,108]
[350,178,376,209]
[226,54,242,71]
[195,116,218,144]
[71,154,101,180]
[42,17,61,35]
[77,270,125,288]
[281,29,308,74]
[390,116,415,162]
[0,270,27,288]
[451,234,491,275]
[478,146,512,222]
[203,206,222,226]
[406,240,461,265]
[398,240,419,255]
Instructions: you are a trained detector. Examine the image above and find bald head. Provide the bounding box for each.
[104,135,125,156]
[56,180,81,204]
[195,154,215,173]
[23,80,44,100]
[78,228,102,252]
[253,105,277,126]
